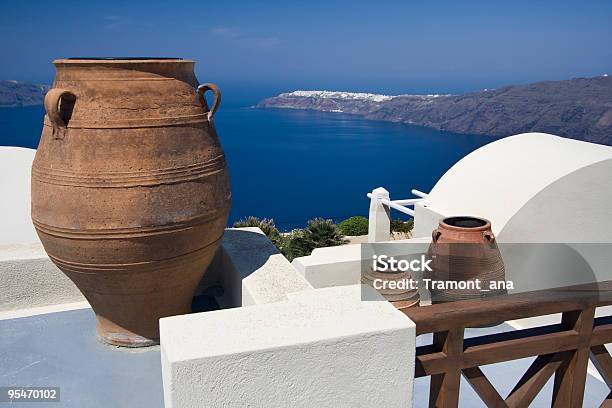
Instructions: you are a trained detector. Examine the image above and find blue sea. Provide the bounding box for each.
[0,103,499,230]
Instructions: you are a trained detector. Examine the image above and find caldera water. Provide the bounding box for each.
[0,103,499,230]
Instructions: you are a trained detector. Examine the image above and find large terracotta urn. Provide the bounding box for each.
[425,216,506,303]
[31,58,231,347]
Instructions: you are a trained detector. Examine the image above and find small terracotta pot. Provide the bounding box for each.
[425,216,506,303]
[361,268,420,309]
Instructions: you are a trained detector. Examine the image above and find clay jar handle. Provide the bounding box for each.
[432,229,442,243]
[483,231,496,243]
[44,88,76,139]
[197,83,221,121]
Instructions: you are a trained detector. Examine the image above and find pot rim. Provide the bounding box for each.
[53,58,193,64]
[440,216,491,232]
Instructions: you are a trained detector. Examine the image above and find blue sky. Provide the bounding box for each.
[1,0,611,97]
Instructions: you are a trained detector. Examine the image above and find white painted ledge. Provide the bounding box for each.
[214,227,313,307]
[0,300,90,321]
[0,242,87,313]
[1,227,310,317]
[160,284,416,408]
[292,237,431,289]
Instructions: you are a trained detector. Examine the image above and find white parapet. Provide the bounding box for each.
[213,227,313,307]
[292,244,362,288]
[0,226,311,316]
[0,146,89,315]
[0,243,88,314]
[292,237,431,289]
[0,147,39,246]
[160,284,416,408]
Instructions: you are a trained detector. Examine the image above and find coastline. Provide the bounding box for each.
[257,76,612,145]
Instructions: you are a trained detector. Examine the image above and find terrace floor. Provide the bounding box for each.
[1,307,609,407]
[1,308,163,408]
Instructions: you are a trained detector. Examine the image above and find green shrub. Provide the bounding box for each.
[305,218,347,248]
[232,216,282,246]
[281,229,311,261]
[282,218,347,261]
[338,216,368,236]
[233,216,348,262]
[390,218,414,234]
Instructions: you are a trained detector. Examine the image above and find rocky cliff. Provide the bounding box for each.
[258,76,612,145]
[0,81,49,107]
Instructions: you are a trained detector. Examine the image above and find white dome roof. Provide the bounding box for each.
[423,133,612,237]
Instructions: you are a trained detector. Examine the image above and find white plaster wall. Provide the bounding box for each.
[0,229,310,314]
[1,227,312,314]
[292,244,362,288]
[0,147,38,246]
[215,227,312,307]
[0,243,86,312]
[292,238,431,289]
[0,146,87,312]
[160,284,416,408]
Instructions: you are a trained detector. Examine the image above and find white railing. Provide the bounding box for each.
[366,187,429,242]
